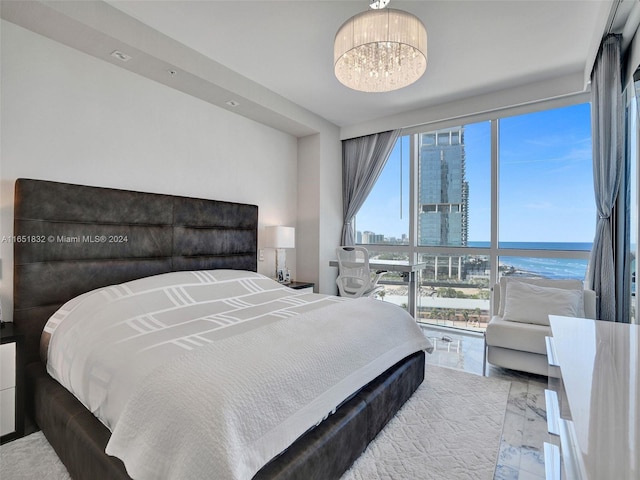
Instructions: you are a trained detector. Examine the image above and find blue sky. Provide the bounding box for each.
[355,103,596,244]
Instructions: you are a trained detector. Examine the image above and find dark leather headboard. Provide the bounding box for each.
[13,178,258,364]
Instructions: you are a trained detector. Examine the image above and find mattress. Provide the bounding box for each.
[44,270,432,480]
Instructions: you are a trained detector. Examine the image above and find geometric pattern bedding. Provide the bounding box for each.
[44,270,345,430]
[43,269,344,358]
[43,270,432,479]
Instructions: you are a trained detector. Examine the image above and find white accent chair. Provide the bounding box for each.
[484,277,596,376]
[335,246,387,298]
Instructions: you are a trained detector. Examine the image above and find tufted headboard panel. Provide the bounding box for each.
[13,178,258,364]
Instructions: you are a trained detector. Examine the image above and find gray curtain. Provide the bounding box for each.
[341,130,401,245]
[587,34,625,321]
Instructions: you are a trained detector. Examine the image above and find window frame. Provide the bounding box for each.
[355,94,593,322]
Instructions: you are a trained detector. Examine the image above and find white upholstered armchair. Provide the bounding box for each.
[484,277,596,376]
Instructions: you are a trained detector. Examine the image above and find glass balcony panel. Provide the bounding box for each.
[416,253,491,331]
[360,250,410,312]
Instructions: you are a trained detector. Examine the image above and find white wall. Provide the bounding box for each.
[296,132,342,295]
[318,131,343,294]
[0,21,300,320]
[296,134,321,289]
[339,72,587,140]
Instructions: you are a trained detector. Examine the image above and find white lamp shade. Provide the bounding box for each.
[264,226,295,249]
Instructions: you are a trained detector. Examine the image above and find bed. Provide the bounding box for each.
[13,178,429,480]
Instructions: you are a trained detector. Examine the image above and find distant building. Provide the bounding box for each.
[418,127,469,281]
[418,127,468,247]
[360,231,385,244]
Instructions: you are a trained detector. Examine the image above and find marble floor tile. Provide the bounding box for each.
[494,463,519,480]
[517,470,546,480]
[497,440,521,471]
[501,410,525,446]
[420,325,551,480]
[519,446,546,477]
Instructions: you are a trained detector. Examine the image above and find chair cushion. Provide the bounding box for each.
[502,281,583,326]
[498,277,584,317]
[485,316,549,355]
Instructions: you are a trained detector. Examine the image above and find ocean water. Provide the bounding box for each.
[468,241,592,280]
[498,256,589,280]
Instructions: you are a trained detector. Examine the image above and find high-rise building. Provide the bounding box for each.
[359,231,385,245]
[361,231,373,244]
[418,127,469,247]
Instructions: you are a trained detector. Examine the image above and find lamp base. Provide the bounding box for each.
[275,249,290,283]
[277,269,291,284]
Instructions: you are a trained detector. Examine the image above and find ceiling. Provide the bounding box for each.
[104,0,611,127]
[2,0,634,136]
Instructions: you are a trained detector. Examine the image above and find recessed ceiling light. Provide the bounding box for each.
[111,50,132,62]
[226,100,240,107]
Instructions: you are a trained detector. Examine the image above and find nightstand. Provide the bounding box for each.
[286,281,315,293]
[1,324,24,444]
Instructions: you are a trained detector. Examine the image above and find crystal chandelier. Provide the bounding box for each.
[334,0,427,93]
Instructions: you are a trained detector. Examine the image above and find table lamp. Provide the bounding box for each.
[265,226,295,283]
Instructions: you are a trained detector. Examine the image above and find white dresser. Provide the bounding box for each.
[545,316,640,480]
[0,324,24,444]
[0,342,16,437]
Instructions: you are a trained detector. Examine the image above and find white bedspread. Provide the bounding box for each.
[45,270,431,480]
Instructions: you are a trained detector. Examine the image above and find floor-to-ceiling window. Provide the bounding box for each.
[355,101,594,331]
[498,104,593,285]
[414,122,492,329]
[354,136,411,306]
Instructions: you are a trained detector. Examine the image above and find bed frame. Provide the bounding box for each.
[13,178,425,480]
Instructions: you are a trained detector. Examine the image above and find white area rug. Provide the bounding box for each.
[342,364,511,480]
[0,364,510,480]
[0,428,70,480]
